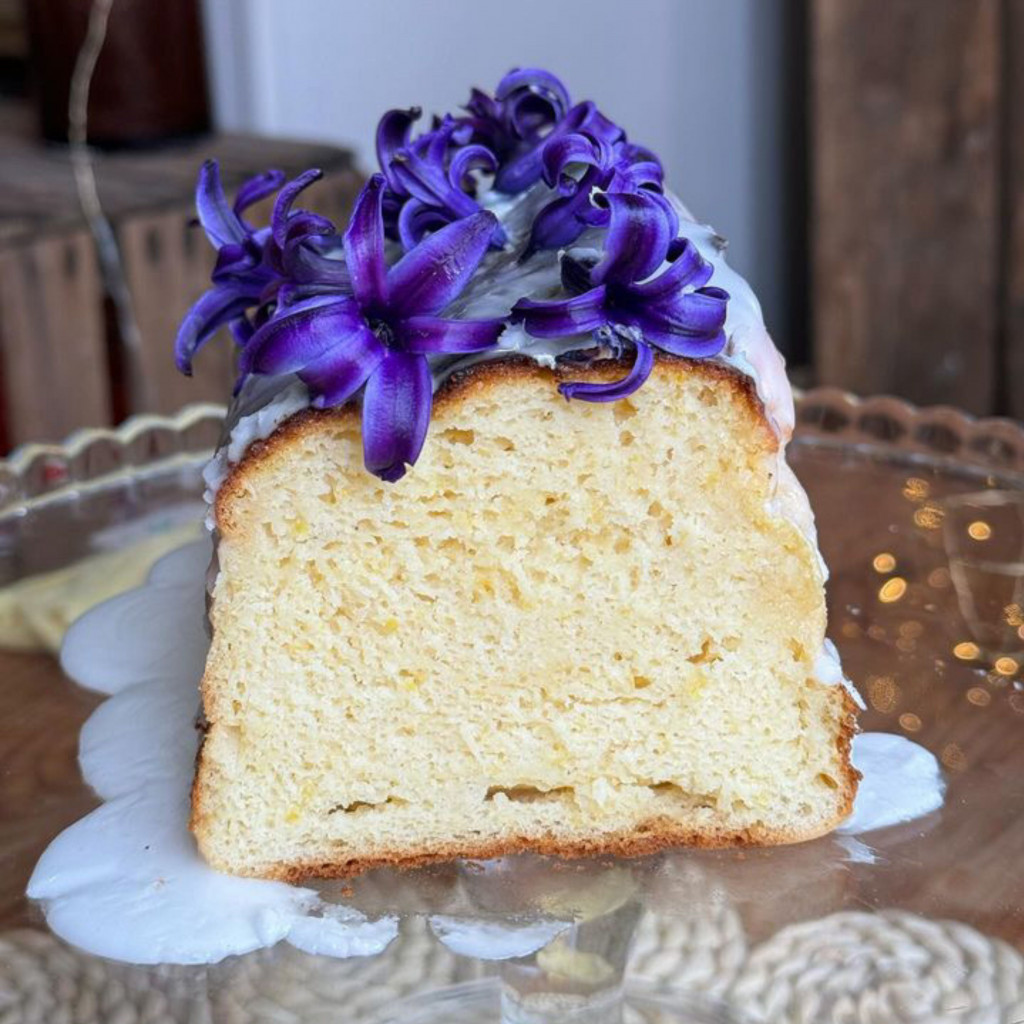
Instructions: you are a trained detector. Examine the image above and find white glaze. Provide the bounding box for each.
[29,548,941,965]
[815,638,867,710]
[427,915,570,960]
[838,732,946,836]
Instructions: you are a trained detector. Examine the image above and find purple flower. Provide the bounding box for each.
[243,174,506,481]
[174,161,282,374]
[511,192,729,402]
[459,68,570,193]
[175,161,343,374]
[524,132,675,259]
[457,69,622,197]
[376,109,504,249]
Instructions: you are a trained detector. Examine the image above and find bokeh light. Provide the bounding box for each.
[913,505,944,530]
[967,520,992,541]
[941,743,967,771]
[872,553,896,573]
[902,478,930,501]
[868,675,899,713]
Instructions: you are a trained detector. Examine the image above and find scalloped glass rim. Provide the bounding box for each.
[793,387,1024,485]
[0,404,226,514]
[2,389,1023,516]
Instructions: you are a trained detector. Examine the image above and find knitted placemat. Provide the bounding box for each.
[628,902,747,1000]
[0,928,209,1024]
[726,910,1024,1024]
[4,911,1023,1023]
[0,920,461,1024]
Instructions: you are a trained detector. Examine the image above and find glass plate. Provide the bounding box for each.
[1,390,1023,1024]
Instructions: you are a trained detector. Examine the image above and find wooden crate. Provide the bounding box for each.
[0,107,361,450]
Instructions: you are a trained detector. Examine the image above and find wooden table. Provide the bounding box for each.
[0,650,101,929]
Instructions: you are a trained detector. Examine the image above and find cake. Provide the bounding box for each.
[175,69,861,880]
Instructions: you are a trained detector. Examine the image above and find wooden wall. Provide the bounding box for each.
[811,0,1021,417]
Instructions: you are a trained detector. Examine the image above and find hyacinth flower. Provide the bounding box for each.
[459,68,620,195]
[511,192,729,402]
[174,161,283,373]
[523,131,677,259]
[175,161,344,373]
[376,110,504,249]
[242,174,506,481]
[459,67,570,193]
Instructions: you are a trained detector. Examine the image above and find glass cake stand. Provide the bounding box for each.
[2,390,1023,1024]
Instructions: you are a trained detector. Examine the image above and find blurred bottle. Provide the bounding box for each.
[24,0,210,147]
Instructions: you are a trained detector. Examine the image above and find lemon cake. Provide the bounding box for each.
[176,69,861,879]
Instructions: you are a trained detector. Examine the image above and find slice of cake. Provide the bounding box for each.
[177,69,861,880]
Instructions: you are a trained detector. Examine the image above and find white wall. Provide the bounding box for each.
[202,0,793,348]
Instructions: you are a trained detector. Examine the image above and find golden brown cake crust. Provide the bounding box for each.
[193,353,859,880]
[212,354,775,533]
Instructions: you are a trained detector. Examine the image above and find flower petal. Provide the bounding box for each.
[641,323,727,359]
[397,199,452,250]
[628,238,714,301]
[424,116,456,166]
[234,169,286,218]
[590,191,674,286]
[493,99,598,194]
[281,209,334,246]
[271,169,323,247]
[395,315,506,353]
[386,210,498,317]
[174,287,254,374]
[579,104,625,148]
[282,237,352,288]
[493,148,546,195]
[495,69,571,145]
[511,286,609,337]
[376,107,421,193]
[247,296,369,376]
[523,170,603,256]
[211,242,258,282]
[390,155,480,219]
[608,142,664,195]
[361,351,432,482]
[634,284,729,340]
[558,342,654,403]
[643,189,680,240]
[541,133,608,191]
[464,86,500,122]
[495,68,571,122]
[448,144,498,192]
[229,316,255,348]
[303,334,386,409]
[195,160,245,247]
[344,174,390,311]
